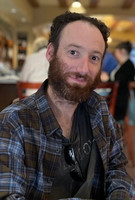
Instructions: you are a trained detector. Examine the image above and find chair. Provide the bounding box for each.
[96,82,119,116]
[17,81,42,99]
[124,81,135,166]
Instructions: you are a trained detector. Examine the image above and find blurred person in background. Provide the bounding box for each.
[19,36,49,95]
[0,35,15,76]
[110,41,135,123]
[100,51,118,82]
[0,58,14,76]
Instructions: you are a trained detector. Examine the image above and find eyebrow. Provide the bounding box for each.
[66,44,82,49]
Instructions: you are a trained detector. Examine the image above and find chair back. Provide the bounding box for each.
[17,81,42,99]
[96,82,119,116]
[124,81,135,166]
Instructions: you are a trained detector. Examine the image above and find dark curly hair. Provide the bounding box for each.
[49,11,110,54]
[116,41,133,55]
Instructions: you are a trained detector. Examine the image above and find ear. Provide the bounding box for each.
[46,43,55,62]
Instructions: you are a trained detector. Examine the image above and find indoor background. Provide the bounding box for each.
[0,0,135,70]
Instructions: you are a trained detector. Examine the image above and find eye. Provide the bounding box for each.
[70,50,78,56]
[90,55,101,64]
[91,55,99,61]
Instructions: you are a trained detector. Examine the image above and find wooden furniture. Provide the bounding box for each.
[0,83,18,111]
[17,81,42,99]
[124,81,135,166]
[96,82,119,116]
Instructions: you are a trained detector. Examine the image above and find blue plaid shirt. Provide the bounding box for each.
[0,80,134,199]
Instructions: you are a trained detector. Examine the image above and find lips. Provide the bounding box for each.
[67,74,87,87]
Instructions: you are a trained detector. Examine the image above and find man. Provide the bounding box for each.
[0,12,134,199]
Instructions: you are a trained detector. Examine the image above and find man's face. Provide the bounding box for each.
[47,20,105,102]
[48,55,101,102]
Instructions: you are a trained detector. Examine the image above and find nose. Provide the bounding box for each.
[77,56,89,75]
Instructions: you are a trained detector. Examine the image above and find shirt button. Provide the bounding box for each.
[56,148,60,153]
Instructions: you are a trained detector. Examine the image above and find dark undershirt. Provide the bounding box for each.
[50,102,94,199]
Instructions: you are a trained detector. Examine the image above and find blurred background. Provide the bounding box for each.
[0,0,135,71]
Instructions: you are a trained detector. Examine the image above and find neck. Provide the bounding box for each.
[46,85,78,139]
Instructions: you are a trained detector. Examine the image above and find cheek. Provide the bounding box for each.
[114,52,118,58]
[88,65,101,78]
[114,50,120,60]
[62,62,76,73]
[62,63,71,73]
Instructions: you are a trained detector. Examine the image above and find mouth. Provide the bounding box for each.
[67,74,87,87]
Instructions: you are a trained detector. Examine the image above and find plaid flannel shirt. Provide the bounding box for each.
[0,80,134,200]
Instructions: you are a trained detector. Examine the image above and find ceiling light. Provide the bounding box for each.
[11,8,16,14]
[108,37,112,43]
[68,0,86,14]
[21,17,27,23]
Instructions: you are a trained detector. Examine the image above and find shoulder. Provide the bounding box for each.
[0,95,38,128]
[124,59,134,68]
[87,91,109,114]
[122,60,135,76]
[87,91,115,127]
[87,90,107,106]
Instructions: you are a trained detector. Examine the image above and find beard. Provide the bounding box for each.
[48,56,101,103]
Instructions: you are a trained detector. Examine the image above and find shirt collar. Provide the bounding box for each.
[35,79,60,136]
[34,79,102,137]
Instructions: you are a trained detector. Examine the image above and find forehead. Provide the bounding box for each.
[59,20,105,53]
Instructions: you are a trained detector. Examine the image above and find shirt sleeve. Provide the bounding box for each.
[105,120,134,200]
[0,112,27,199]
